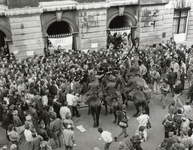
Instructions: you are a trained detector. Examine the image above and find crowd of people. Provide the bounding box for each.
[0,33,193,150]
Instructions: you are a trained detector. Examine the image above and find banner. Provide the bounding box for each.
[48,36,73,51]
[110,27,131,36]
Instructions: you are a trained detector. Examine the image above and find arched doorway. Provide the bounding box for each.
[47,21,72,35]
[107,15,133,49]
[46,21,75,53]
[0,30,9,57]
[107,11,138,50]
[109,15,132,29]
[0,30,6,48]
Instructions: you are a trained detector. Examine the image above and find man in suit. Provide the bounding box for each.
[167,68,176,97]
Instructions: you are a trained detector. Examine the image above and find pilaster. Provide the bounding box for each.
[6,7,44,59]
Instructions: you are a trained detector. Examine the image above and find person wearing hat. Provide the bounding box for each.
[104,73,117,114]
[114,108,129,142]
[85,72,100,114]
[63,124,75,150]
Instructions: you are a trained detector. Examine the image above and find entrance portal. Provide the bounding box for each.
[46,21,74,53]
[47,21,71,35]
[109,15,132,29]
[0,30,6,48]
[107,15,134,50]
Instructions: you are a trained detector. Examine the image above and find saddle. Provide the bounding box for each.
[125,88,137,101]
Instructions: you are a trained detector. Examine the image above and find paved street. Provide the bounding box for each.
[0,88,192,150]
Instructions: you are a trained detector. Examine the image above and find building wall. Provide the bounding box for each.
[0,16,11,40]
[9,14,44,59]
[187,2,193,43]
[3,0,191,59]
[78,8,107,51]
[162,0,193,47]
[162,5,174,41]
[138,5,166,47]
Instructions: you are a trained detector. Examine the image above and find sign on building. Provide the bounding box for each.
[48,36,73,51]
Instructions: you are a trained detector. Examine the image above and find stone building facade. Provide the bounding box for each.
[0,0,192,59]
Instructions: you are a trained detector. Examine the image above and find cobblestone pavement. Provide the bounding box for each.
[0,87,192,150]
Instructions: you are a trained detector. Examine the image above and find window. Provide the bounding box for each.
[173,9,189,34]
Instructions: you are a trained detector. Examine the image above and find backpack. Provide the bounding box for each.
[119,112,129,128]
[122,113,129,124]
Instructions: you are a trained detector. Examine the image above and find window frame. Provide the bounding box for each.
[173,7,190,34]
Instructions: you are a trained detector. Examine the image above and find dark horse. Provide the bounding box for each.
[88,93,101,127]
[112,97,124,125]
[124,75,151,117]
[132,90,150,117]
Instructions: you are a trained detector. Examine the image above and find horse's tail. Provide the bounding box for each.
[91,101,101,115]
[144,101,150,116]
